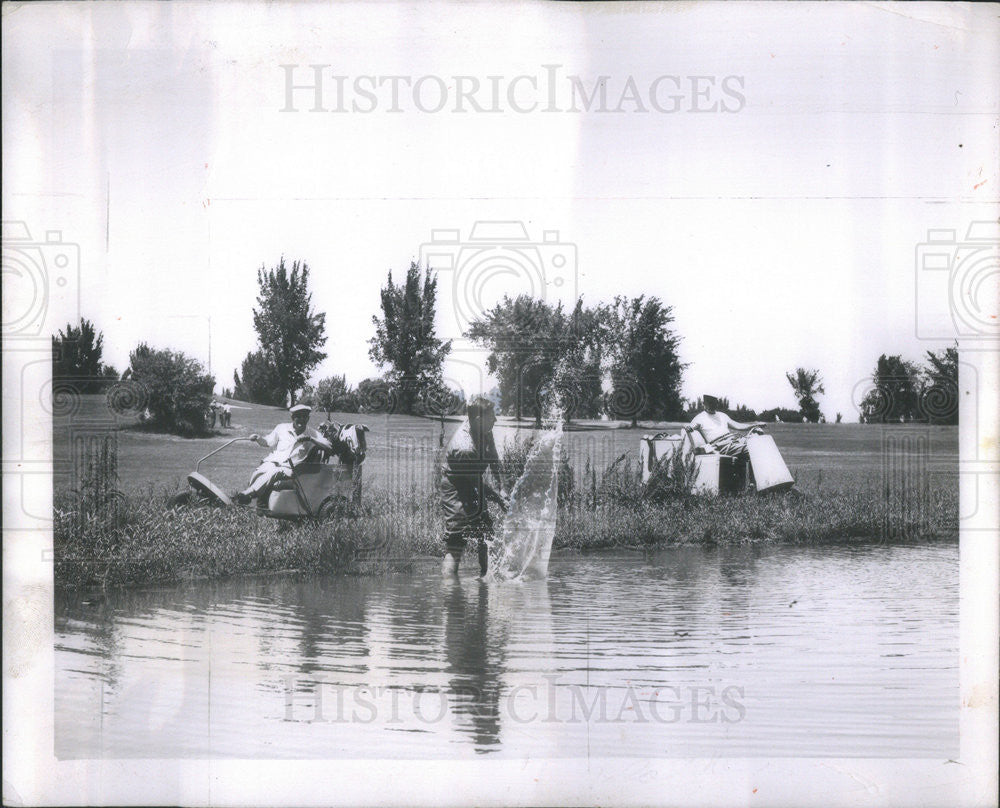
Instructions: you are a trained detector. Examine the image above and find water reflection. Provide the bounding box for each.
[54,544,959,759]
[289,577,370,676]
[443,580,504,752]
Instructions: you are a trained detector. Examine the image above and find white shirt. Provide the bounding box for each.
[259,423,331,465]
[690,411,753,443]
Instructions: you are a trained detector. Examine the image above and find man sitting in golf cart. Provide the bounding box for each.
[234,403,333,506]
[685,394,765,458]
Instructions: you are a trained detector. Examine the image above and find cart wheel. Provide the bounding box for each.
[317,495,350,520]
[186,472,233,507]
[167,491,194,509]
[169,489,219,509]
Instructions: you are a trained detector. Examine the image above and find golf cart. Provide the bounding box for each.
[639,426,794,495]
[171,426,366,520]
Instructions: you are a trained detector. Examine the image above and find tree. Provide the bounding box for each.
[251,257,327,406]
[357,376,397,414]
[730,403,759,421]
[419,380,465,418]
[127,343,214,436]
[554,299,604,421]
[547,361,601,422]
[484,386,503,412]
[315,374,360,414]
[923,345,958,383]
[369,262,451,414]
[233,349,285,406]
[465,295,567,425]
[860,354,920,423]
[786,367,825,423]
[600,296,686,426]
[921,344,958,424]
[52,318,118,392]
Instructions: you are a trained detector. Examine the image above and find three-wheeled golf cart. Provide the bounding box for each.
[170,421,368,520]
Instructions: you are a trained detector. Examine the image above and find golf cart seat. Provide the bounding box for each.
[268,460,332,494]
[266,461,354,518]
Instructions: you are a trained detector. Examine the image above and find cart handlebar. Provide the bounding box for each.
[195,434,327,476]
[195,437,254,474]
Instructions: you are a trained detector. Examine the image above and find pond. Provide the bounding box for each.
[55,542,958,759]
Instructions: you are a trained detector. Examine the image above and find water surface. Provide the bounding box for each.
[55,542,958,758]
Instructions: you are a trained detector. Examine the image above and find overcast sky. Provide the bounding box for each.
[4,1,998,420]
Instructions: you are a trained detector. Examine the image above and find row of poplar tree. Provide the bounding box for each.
[311,261,687,426]
[52,255,958,435]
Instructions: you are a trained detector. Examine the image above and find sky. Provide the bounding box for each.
[4,1,998,421]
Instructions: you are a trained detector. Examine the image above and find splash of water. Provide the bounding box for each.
[486,423,562,582]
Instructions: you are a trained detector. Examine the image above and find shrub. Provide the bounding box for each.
[593,451,642,507]
[759,407,803,423]
[127,343,215,436]
[315,374,360,414]
[643,447,700,503]
[357,377,397,414]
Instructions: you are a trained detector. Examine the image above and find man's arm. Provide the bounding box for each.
[483,481,508,508]
[685,412,707,435]
[248,426,280,449]
[483,458,509,507]
[303,428,333,453]
[723,414,765,431]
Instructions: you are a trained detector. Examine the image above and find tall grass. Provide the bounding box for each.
[67,432,123,524]
[54,441,958,590]
[53,487,430,590]
[553,447,956,550]
[498,430,575,504]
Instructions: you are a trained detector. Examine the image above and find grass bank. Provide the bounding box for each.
[55,442,958,590]
[54,487,441,590]
[53,401,958,589]
[556,487,957,551]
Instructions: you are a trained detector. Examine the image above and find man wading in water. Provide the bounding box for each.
[439,397,509,577]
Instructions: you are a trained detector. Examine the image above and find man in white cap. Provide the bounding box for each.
[235,403,333,506]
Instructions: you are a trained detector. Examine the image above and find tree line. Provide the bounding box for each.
[50,257,326,437]
[51,251,959,435]
[858,348,958,425]
[291,260,687,427]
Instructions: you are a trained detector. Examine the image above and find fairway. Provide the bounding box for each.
[53,395,958,500]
